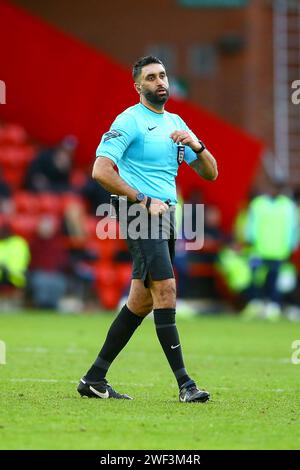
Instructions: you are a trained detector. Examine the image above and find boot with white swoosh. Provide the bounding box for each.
[77,377,133,399]
[179,379,210,403]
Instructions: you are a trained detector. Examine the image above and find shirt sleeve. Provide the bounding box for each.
[179,118,199,165]
[96,112,137,164]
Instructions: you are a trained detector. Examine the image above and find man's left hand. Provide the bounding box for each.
[170,130,201,152]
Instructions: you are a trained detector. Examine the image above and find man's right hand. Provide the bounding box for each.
[144,197,169,216]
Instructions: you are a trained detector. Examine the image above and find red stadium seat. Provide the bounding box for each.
[97,237,121,261]
[84,238,100,253]
[117,263,132,292]
[93,261,132,309]
[85,216,98,239]
[60,193,85,212]
[38,193,62,215]
[188,263,216,277]
[94,262,117,285]
[117,238,128,252]
[99,288,121,310]
[0,144,35,189]
[94,262,121,309]
[0,124,27,145]
[70,169,87,188]
[86,219,126,260]
[9,214,40,240]
[2,168,25,190]
[0,214,9,226]
[14,192,40,214]
[0,146,33,165]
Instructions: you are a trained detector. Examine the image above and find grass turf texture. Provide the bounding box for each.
[0,311,299,450]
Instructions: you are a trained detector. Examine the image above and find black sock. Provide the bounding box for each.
[153,308,191,388]
[85,304,144,382]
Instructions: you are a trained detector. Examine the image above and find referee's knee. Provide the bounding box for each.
[128,301,153,317]
[150,279,176,309]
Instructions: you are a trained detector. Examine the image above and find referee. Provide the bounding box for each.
[78,56,218,402]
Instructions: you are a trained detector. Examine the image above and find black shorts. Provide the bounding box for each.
[117,202,176,288]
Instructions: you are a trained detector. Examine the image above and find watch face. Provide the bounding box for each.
[136,192,145,202]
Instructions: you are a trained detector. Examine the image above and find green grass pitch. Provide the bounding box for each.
[0,311,299,450]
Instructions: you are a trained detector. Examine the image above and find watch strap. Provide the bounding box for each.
[146,196,152,211]
[195,140,206,154]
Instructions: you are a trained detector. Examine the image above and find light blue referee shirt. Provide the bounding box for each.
[96,103,198,205]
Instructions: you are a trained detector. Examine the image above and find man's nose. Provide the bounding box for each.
[157,77,165,86]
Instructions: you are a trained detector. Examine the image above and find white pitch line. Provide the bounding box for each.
[9,347,88,354]
[194,354,292,364]
[9,349,292,365]
[9,378,77,383]
[12,347,49,353]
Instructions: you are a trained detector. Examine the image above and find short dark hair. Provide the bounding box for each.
[132,56,165,81]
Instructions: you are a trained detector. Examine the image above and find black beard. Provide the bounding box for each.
[144,89,169,105]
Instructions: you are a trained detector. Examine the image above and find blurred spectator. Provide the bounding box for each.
[233,193,257,245]
[294,187,300,217]
[217,193,256,310]
[62,200,97,302]
[24,135,77,193]
[204,205,224,247]
[28,216,68,309]
[79,175,110,214]
[242,179,299,320]
[0,220,30,306]
[173,192,187,298]
[174,189,225,301]
[0,169,11,199]
[217,241,253,312]
[63,200,87,241]
[0,169,14,214]
[284,188,300,320]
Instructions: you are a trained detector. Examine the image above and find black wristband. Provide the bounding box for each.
[146,196,152,211]
[195,140,206,155]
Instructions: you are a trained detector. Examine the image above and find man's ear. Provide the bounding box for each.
[134,82,141,94]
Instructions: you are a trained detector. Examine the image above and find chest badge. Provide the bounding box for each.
[177,145,185,165]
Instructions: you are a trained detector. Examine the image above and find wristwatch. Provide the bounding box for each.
[135,192,146,203]
[195,140,206,155]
